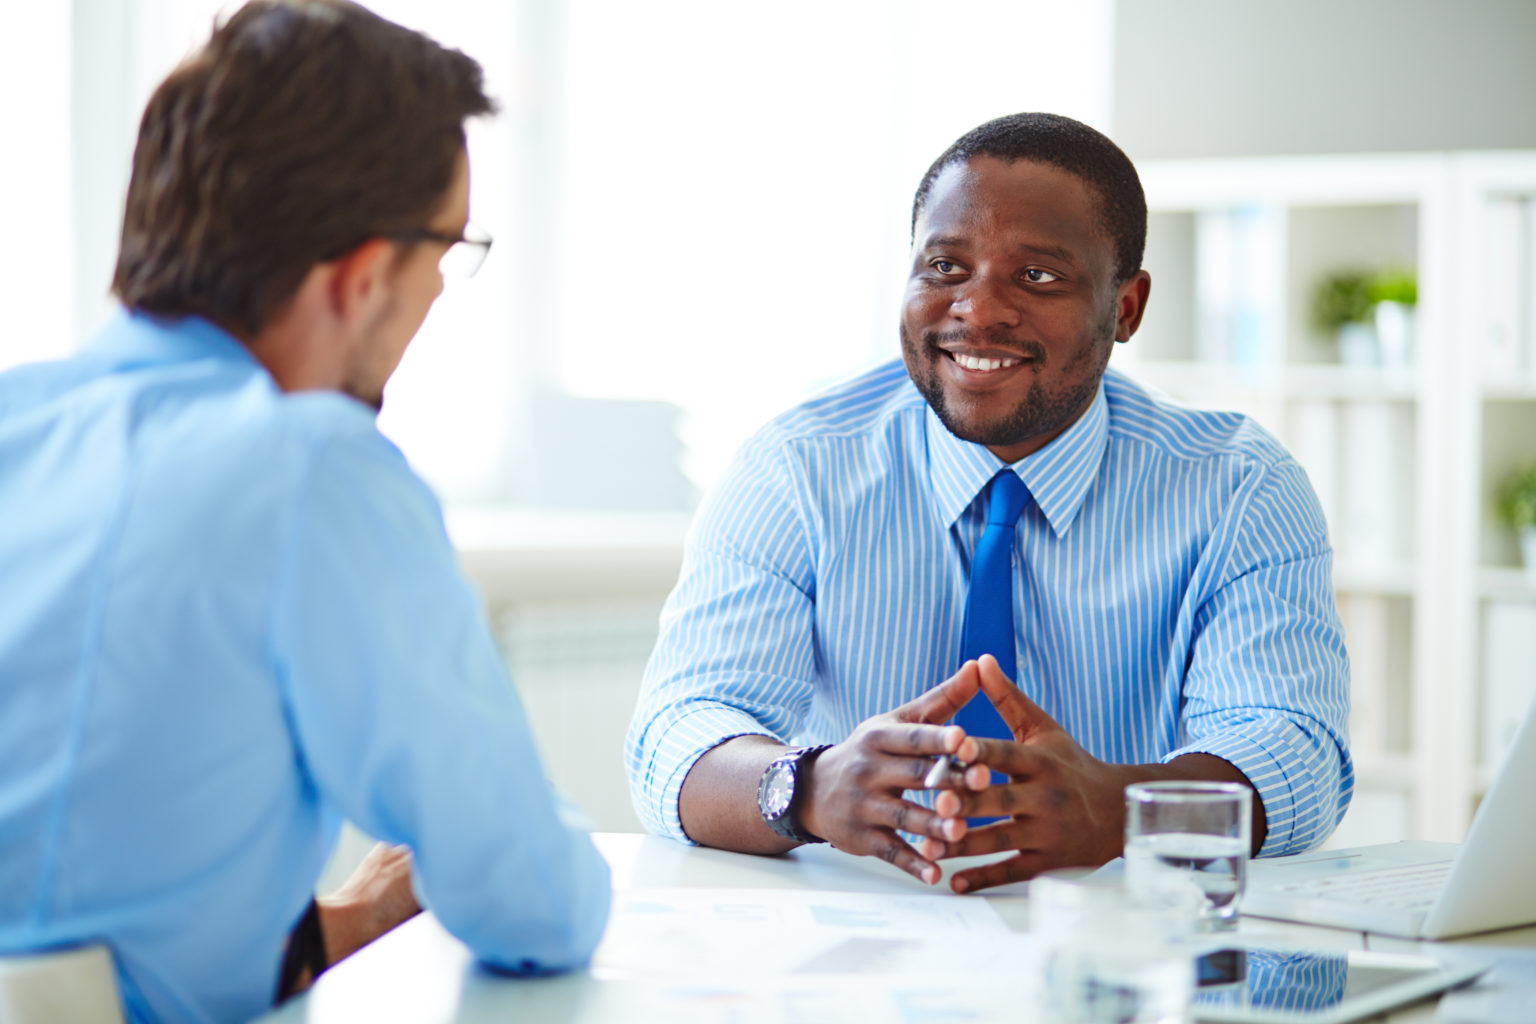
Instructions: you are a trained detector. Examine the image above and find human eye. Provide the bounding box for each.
[929,258,964,276]
[1023,267,1060,284]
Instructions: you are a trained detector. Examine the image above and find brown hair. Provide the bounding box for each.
[112,0,496,338]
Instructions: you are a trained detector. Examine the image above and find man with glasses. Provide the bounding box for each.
[0,3,608,1022]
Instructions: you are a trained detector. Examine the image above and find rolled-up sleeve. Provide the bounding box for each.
[272,426,611,973]
[625,432,820,842]
[1172,456,1354,857]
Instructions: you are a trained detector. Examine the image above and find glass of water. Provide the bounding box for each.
[1030,870,1192,1024]
[1124,780,1252,932]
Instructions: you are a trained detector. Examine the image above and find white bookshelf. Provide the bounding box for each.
[1118,151,1536,846]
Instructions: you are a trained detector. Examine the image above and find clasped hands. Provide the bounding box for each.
[797,654,1129,893]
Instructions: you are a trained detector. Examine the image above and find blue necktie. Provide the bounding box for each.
[954,471,1030,816]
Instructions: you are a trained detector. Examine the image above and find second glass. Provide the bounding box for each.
[1030,870,1192,1024]
[1124,780,1252,932]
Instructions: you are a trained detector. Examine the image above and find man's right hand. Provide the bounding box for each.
[795,661,992,885]
[317,842,422,969]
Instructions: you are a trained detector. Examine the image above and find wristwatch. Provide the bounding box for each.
[757,745,832,844]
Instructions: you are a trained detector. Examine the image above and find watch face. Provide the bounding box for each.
[763,763,794,817]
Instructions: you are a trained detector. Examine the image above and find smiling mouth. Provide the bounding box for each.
[950,352,1018,371]
[946,351,1033,372]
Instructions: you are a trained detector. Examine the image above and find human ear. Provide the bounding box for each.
[327,238,396,330]
[1113,270,1152,343]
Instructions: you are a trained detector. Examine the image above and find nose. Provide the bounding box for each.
[950,271,1021,329]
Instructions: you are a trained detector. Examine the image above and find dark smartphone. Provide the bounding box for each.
[1196,947,1248,988]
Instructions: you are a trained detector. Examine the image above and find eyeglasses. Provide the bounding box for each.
[387,221,494,278]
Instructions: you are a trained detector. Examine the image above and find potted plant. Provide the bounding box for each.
[1496,463,1536,584]
[1311,271,1377,366]
[1368,267,1418,369]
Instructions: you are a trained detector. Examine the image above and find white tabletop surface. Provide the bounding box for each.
[259,833,1535,1023]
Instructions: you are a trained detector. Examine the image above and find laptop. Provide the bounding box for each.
[1244,698,1536,939]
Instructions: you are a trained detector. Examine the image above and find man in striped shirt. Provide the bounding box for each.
[626,113,1351,892]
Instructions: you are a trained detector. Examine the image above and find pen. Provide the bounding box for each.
[923,753,968,789]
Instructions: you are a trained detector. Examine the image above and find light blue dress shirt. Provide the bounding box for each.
[0,312,611,1024]
[627,360,1352,857]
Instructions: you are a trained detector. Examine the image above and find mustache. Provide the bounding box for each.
[922,328,1046,361]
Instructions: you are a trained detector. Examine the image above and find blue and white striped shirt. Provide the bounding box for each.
[627,359,1352,857]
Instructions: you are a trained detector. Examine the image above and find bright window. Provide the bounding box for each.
[6,0,1112,507]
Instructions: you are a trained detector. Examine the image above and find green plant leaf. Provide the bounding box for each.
[1496,464,1536,530]
[1312,271,1374,330]
[1368,267,1418,307]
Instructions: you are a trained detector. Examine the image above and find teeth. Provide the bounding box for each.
[952,353,1020,371]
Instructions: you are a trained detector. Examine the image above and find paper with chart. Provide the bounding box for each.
[591,887,1032,983]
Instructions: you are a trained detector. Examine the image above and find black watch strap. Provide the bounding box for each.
[760,744,832,844]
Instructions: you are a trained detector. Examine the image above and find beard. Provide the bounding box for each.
[900,306,1116,453]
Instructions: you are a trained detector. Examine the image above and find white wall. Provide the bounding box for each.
[1112,0,1536,160]
[0,4,73,366]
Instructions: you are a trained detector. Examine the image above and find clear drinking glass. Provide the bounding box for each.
[1029,870,1192,1024]
[1124,780,1253,932]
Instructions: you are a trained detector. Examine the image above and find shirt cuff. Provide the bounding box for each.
[642,704,778,845]
[1164,716,1333,858]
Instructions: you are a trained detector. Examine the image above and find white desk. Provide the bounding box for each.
[261,833,1534,1023]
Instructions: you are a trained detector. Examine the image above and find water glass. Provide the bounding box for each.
[1029,870,1192,1024]
[1124,780,1252,932]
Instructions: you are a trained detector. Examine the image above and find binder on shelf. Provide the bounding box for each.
[1195,209,1234,365]
[1339,594,1392,763]
[1337,401,1413,567]
[1288,399,1339,539]
[1481,600,1536,774]
[1195,204,1284,368]
[1524,196,1536,386]
[1482,196,1536,386]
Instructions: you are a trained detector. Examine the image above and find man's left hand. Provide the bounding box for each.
[918,654,1132,892]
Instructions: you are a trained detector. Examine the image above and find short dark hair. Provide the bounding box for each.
[910,112,1146,284]
[112,0,496,338]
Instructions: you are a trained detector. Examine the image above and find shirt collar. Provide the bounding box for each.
[86,307,262,371]
[925,381,1109,537]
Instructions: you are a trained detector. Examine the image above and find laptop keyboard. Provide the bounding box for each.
[1273,861,1451,910]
